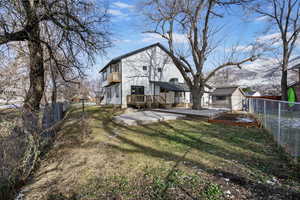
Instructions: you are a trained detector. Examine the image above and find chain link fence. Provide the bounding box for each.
[247,98,300,161]
[0,102,70,199]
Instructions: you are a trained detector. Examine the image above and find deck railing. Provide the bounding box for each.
[107,72,121,84]
[127,95,166,105]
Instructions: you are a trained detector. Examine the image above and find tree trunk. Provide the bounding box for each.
[50,66,57,104]
[281,68,288,101]
[24,25,44,111]
[191,86,203,110]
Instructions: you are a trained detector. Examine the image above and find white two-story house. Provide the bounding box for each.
[99,43,210,108]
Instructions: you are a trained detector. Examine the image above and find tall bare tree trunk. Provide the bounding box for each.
[281,69,288,101]
[24,21,44,111]
[281,48,289,101]
[50,66,57,104]
[191,86,203,110]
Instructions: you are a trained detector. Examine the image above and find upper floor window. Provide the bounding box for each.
[157,67,162,72]
[110,63,120,73]
[103,69,107,81]
[143,66,147,71]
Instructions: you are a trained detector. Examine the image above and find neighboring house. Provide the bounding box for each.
[99,43,209,108]
[211,86,245,110]
[244,91,261,97]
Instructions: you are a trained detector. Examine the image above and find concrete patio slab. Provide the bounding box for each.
[113,111,186,126]
[152,108,227,119]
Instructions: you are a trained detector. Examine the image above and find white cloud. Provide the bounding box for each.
[225,45,253,52]
[236,45,253,51]
[141,33,188,44]
[107,9,127,17]
[172,33,189,44]
[255,16,269,22]
[113,1,135,9]
[141,33,163,43]
[115,39,131,43]
[256,32,300,47]
[256,32,281,43]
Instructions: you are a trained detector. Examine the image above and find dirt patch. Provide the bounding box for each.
[209,113,260,128]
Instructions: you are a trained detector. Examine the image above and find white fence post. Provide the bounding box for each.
[277,102,281,145]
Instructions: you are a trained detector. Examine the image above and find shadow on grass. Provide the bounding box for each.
[78,107,300,199]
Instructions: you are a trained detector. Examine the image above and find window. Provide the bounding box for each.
[160,87,168,93]
[115,85,120,98]
[143,66,147,71]
[157,67,162,72]
[110,63,120,72]
[103,69,107,81]
[216,96,226,100]
[131,86,144,95]
[115,63,120,72]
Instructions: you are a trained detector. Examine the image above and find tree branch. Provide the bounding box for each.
[204,55,257,82]
[0,30,28,45]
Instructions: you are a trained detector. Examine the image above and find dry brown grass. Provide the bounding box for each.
[0,108,25,200]
[20,106,300,200]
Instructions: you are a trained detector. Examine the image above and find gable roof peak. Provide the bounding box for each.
[99,43,168,73]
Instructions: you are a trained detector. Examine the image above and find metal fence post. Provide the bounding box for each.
[277,102,281,145]
[263,100,266,128]
[296,130,299,162]
[255,99,258,113]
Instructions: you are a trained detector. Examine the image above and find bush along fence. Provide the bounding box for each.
[247,98,300,161]
[0,102,70,200]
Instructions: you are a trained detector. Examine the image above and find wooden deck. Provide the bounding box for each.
[127,95,166,108]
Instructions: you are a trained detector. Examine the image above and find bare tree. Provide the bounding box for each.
[141,0,256,109]
[0,44,29,104]
[247,0,300,100]
[0,0,111,111]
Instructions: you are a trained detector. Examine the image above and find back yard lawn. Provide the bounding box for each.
[22,106,300,200]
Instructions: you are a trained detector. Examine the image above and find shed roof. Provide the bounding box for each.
[99,43,170,73]
[288,81,300,88]
[151,81,190,92]
[211,86,242,96]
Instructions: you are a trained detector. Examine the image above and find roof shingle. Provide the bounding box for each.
[211,87,239,96]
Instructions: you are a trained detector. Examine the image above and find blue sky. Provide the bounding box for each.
[86,0,269,79]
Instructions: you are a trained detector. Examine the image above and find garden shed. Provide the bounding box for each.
[211,86,245,110]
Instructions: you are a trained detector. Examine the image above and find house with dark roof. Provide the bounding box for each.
[98,43,212,108]
[211,86,245,110]
[244,91,261,97]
